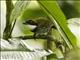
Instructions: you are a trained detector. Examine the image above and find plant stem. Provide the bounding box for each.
[3,0,14,40]
[10,35,51,40]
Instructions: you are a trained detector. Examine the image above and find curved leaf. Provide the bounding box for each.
[37,0,77,48]
[9,1,31,36]
[10,1,31,23]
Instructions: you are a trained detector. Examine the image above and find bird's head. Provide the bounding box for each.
[23,20,37,25]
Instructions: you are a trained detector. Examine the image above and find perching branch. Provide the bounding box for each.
[11,35,54,40]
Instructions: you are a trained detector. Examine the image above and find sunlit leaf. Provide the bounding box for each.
[10,1,30,24]
[37,0,77,48]
[9,1,31,36]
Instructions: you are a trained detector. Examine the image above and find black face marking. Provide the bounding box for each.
[23,20,32,24]
[23,20,37,25]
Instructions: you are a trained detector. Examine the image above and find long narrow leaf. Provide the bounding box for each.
[37,0,77,48]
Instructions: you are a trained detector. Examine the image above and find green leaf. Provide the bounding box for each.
[37,0,77,48]
[10,1,30,23]
[65,48,80,60]
[9,1,31,36]
[57,1,80,19]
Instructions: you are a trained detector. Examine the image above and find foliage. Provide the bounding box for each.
[2,0,80,60]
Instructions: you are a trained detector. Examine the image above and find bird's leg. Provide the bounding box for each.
[33,33,37,40]
[47,27,53,41]
[47,29,52,35]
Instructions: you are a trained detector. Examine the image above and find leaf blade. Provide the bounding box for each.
[38,1,77,48]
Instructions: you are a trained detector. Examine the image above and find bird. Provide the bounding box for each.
[23,17,56,39]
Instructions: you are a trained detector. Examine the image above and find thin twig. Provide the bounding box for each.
[10,35,53,40]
